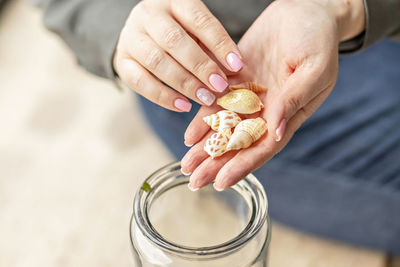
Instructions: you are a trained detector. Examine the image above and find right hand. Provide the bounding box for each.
[113,0,243,112]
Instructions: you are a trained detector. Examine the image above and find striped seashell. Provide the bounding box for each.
[204,128,231,158]
[203,110,241,132]
[229,82,268,93]
[227,118,267,150]
[217,89,264,114]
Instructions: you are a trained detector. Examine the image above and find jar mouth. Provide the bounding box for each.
[130,162,269,258]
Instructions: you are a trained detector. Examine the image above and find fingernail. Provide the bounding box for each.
[226,52,243,72]
[209,74,228,92]
[188,183,199,192]
[181,168,192,176]
[184,141,193,147]
[213,183,224,192]
[174,99,192,112]
[275,119,287,142]
[196,88,215,106]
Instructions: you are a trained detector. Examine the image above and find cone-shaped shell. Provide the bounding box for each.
[229,82,268,94]
[227,118,267,150]
[204,129,231,158]
[217,89,264,114]
[203,110,241,132]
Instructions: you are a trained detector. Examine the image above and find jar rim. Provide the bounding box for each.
[130,161,269,258]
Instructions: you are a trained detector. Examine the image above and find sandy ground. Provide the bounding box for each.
[0,1,387,266]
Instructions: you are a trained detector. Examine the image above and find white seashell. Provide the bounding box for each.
[204,129,231,158]
[229,82,268,93]
[227,118,267,150]
[203,110,241,132]
[217,89,264,114]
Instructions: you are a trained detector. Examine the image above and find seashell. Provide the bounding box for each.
[217,89,264,114]
[227,118,267,150]
[204,128,231,158]
[229,82,268,94]
[203,110,241,132]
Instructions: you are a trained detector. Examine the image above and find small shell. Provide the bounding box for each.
[203,110,241,131]
[229,82,268,94]
[227,118,267,150]
[204,129,231,158]
[217,89,264,114]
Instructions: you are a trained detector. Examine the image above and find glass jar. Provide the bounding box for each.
[130,162,271,267]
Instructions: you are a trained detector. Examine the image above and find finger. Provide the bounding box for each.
[127,32,216,106]
[215,89,332,190]
[184,105,221,146]
[188,150,236,191]
[181,131,213,175]
[267,66,335,142]
[213,133,276,191]
[143,13,229,92]
[116,57,192,112]
[170,0,243,72]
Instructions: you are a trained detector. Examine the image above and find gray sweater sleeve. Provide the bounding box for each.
[35,0,399,78]
[340,0,400,53]
[34,0,138,79]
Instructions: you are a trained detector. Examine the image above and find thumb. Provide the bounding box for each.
[268,68,326,142]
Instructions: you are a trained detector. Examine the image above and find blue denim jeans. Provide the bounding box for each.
[138,40,400,253]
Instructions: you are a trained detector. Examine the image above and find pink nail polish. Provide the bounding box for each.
[188,183,199,192]
[226,52,243,72]
[196,88,215,106]
[213,183,224,192]
[184,141,193,147]
[275,119,287,142]
[174,99,192,112]
[181,168,192,176]
[209,74,228,92]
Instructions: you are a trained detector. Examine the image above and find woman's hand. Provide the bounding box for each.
[113,0,244,112]
[181,0,365,191]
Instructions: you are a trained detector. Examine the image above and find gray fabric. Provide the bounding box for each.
[33,0,400,79]
[362,0,400,48]
[33,0,138,78]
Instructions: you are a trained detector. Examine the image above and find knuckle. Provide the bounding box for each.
[144,48,164,70]
[285,95,302,113]
[153,89,164,105]
[180,75,195,92]
[155,88,171,107]
[301,106,316,118]
[127,70,144,90]
[163,27,185,48]
[192,58,211,75]
[214,35,230,52]
[193,10,214,29]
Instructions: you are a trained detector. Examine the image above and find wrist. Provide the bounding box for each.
[329,0,366,42]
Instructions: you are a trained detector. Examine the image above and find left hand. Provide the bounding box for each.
[180,0,366,191]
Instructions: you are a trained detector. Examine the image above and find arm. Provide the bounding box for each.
[34,0,138,79]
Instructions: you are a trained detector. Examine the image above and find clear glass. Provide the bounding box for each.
[130,162,271,267]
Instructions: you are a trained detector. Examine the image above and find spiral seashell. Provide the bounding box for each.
[227,118,267,150]
[203,110,241,132]
[229,82,268,94]
[217,89,264,114]
[204,129,231,158]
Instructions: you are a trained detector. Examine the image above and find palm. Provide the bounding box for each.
[182,1,339,190]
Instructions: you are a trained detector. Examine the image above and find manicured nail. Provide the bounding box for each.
[174,99,192,112]
[196,88,215,106]
[188,183,199,192]
[226,52,243,72]
[213,183,224,192]
[184,141,193,147]
[275,119,287,142]
[209,74,228,92]
[181,168,192,176]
